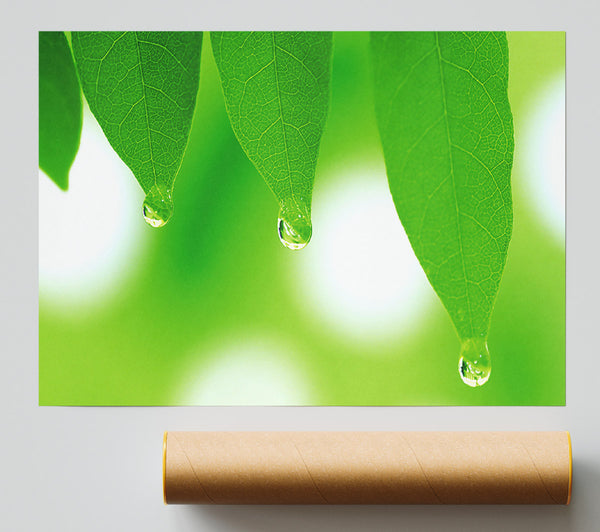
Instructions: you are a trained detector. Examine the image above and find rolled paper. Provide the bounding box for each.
[163,431,572,505]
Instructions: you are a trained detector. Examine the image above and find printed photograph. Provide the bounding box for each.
[39,31,565,405]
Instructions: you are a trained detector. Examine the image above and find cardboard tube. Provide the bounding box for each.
[163,431,572,505]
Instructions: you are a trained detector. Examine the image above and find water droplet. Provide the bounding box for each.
[458,337,491,387]
[277,198,312,250]
[142,185,173,228]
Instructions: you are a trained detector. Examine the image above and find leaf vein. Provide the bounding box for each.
[435,31,473,338]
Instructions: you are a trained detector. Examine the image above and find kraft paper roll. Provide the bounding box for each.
[163,431,572,505]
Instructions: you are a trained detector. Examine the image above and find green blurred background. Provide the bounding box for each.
[39,32,565,405]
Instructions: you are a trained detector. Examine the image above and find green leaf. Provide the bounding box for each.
[71,31,202,227]
[371,32,514,386]
[39,31,82,191]
[211,31,333,249]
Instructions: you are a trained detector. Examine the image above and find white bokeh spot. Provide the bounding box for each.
[39,108,146,311]
[177,337,312,405]
[294,164,433,345]
[523,73,565,242]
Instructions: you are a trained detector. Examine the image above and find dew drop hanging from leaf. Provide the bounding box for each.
[371,31,514,386]
[459,338,492,387]
[211,31,332,250]
[277,197,312,250]
[142,185,174,228]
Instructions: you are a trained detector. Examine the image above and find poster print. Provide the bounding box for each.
[39,32,565,405]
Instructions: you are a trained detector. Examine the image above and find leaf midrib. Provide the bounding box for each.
[270,32,296,204]
[134,32,158,190]
[434,32,473,338]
